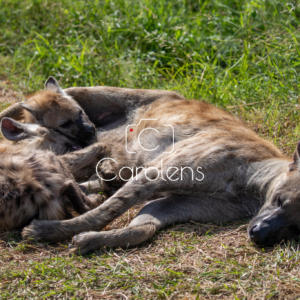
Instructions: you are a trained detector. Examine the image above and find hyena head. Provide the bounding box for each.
[20,77,96,147]
[248,142,300,246]
[1,117,83,154]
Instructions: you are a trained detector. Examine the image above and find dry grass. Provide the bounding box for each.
[2,216,300,299]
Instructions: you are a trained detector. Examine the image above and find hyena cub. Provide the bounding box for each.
[0,77,96,147]
[1,117,83,155]
[0,117,105,184]
[0,142,107,230]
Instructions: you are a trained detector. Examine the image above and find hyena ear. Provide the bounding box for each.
[0,117,29,141]
[289,141,300,171]
[45,76,66,95]
[19,103,40,122]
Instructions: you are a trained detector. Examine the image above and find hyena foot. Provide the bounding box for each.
[22,219,78,242]
[87,193,106,208]
[22,219,60,242]
[69,231,101,255]
[79,174,103,194]
[68,223,157,255]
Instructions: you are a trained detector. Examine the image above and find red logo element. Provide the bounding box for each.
[130,128,133,132]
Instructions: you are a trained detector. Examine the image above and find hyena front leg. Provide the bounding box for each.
[68,195,204,255]
[69,189,256,255]
[60,142,109,179]
[22,167,170,242]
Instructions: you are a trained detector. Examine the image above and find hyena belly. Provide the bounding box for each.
[0,148,99,230]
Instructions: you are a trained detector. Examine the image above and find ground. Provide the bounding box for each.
[2,0,300,299]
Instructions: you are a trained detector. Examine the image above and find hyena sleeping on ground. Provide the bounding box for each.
[0,116,107,183]
[0,76,183,182]
[11,77,300,255]
[0,127,108,230]
[0,77,96,148]
[0,117,84,154]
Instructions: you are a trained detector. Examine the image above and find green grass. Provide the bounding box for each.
[1,0,300,104]
[2,0,300,298]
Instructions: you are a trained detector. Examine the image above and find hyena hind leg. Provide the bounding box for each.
[68,195,205,255]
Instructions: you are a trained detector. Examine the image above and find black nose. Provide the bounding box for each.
[249,224,268,245]
[83,123,95,134]
[249,225,258,240]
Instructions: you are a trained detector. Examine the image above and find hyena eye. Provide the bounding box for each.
[60,120,73,128]
[276,194,283,208]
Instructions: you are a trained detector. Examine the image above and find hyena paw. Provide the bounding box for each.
[68,232,101,255]
[22,219,62,242]
[87,194,106,208]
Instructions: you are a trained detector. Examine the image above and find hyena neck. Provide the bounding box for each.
[246,158,290,203]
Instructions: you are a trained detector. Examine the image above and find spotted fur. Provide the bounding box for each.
[0,144,104,230]
[19,83,300,255]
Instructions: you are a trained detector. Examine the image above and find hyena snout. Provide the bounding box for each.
[75,116,96,146]
[248,208,300,247]
[83,122,95,134]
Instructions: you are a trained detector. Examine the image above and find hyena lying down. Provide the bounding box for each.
[0,77,96,147]
[18,79,300,254]
[0,77,183,181]
[1,117,84,154]
[0,127,108,230]
[0,116,104,182]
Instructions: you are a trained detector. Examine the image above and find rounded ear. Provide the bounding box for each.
[45,76,66,95]
[0,103,24,123]
[19,103,40,122]
[289,141,300,171]
[0,117,28,141]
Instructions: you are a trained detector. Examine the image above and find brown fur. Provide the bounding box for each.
[0,144,105,231]
[0,117,85,155]
[0,77,96,147]
[20,84,300,255]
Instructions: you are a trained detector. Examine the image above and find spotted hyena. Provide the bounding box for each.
[13,80,300,255]
[0,141,108,230]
